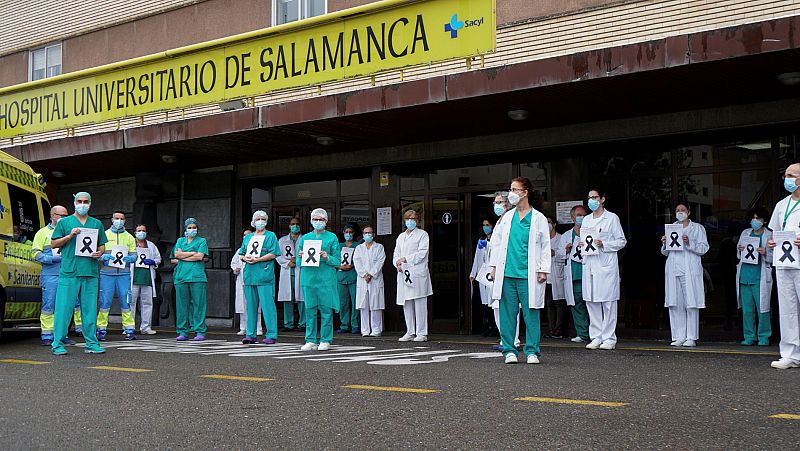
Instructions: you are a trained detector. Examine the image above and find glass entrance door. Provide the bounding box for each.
[430,195,464,333]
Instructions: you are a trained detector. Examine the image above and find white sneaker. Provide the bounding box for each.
[141,329,157,335]
[236,330,246,336]
[770,358,800,369]
[318,342,331,351]
[504,354,518,364]
[398,334,415,342]
[670,339,684,346]
[412,335,428,342]
[526,355,540,364]
[300,342,318,351]
[570,337,585,343]
[599,341,616,350]
[682,340,697,347]
[586,339,602,350]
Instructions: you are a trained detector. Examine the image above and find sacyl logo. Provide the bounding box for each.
[444,13,484,38]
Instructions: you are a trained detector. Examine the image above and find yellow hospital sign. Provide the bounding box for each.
[0,0,495,139]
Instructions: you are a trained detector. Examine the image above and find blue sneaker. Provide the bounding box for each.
[61,337,76,346]
[52,347,68,355]
[97,330,107,341]
[41,338,54,346]
[124,331,137,341]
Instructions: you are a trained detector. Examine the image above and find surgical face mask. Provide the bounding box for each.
[363,233,374,243]
[405,219,417,230]
[587,198,601,212]
[75,203,90,216]
[254,219,267,231]
[785,177,798,193]
[508,191,521,206]
[751,218,764,231]
[290,224,300,234]
[493,204,505,217]
[112,219,125,230]
[135,231,147,240]
[483,225,492,235]
[185,229,198,238]
[676,212,688,222]
[575,215,584,226]
[312,220,326,231]
[344,233,353,241]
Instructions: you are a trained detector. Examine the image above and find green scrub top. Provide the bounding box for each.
[296,230,341,307]
[504,209,532,279]
[52,215,108,278]
[739,231,762,285]
[571,230,583,280]
[337,241,359,284]
[133,267,152,286]
[170,236,209,283]
[238,230,280,286]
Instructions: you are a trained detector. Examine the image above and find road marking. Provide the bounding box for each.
[201,374,274,382]
[769,413,800,420]
[342,384,440,394]
[88,365,154,373]
[0,358,50,365]
[514,396,627,407]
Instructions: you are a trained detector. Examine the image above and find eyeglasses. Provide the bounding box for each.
[509,188,525,193]
[588,195,600,200]
[54,213,68,217]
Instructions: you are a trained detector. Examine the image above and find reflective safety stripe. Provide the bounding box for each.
[39,312,54,333]
[4,301,40,320]
[96,311,110,328]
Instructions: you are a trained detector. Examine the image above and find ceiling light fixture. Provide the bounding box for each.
[51,170,66,178]
[161,155,178,164]
[778,72,800,86]
[316,136,335,146]
[507,109,530,121]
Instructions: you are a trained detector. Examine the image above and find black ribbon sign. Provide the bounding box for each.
[745,244,756,261]
[404,270,413,284]
[669,232,681,248]
[249,241,260,256]
[80,236,93,254]
[284,245,293,258]
[585,236,596,252]
[572,246,582,261]
[305,248,317,264]
[486,271,494,282]
[780,242,795,263]
[113,252,124,265]
[138,254,146,265]
[342,251,351,265]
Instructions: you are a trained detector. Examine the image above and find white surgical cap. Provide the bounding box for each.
[250,210,268,227]
[310,208,328,221]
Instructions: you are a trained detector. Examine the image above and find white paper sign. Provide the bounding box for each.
[664,224,684,252]
[108,245,128,269]
[773,231,799,269]
[377,207,392,236]
[135,247,149,268]
[74,228,98,257]
[401,262,415,287]
[301,240,322,267]
[580,227,599,256]
[740,237,760,265]
[476,263,495,288]
[245,234,266,259]
[569,235,583,263]
[340,246,355,266]
[557,201,584,225]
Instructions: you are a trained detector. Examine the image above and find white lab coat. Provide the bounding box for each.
[129,240,162,292]
[489,207,551,309]
[557,229,582,307]
[581,209,627,302]
[735,228,773,313]
[661,220,709,309]
[769,194,800,361]
[229,253,246,314]
[549,233,566,300]
[393,228,434,305]
[469,242,491,305]
[353,242,386,310]
[276,234,303,303]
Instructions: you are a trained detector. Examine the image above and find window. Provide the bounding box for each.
[29,43,62,81]
[274,0,326,25]
[8,185,40,243]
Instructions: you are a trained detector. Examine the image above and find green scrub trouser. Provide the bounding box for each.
[500,277,541,357]
[52,276,101,353]
[175,282,207,336]
[338,282,359,331]
[571,280,590,340]
[740,283,771,344]
[305,306,334,344]
[245,284,277,339]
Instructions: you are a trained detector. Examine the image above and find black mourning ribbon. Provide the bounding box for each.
[745,244,756,260]
[572,246,582,261]
[780,242,796,263]
[404,270,413,284]
[113,252,124,265]
[79,236,93,253]
[285,245,293,258]
[305,248,317,264]
[342,252,350,265]
[486,271,494,282]
[585,236,596,252]
[138,254,146,265]
[249,241,260,255]
[669,232,681,248]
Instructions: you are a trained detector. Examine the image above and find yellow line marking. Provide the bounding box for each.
[200,374,274,382]
[0,358,50,365]
[342,384,440,394]
[770,413,800,420]
[88,366,154,373]
[514,396,627,407]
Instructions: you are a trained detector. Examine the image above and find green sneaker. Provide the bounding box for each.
[52,347,68,355]
[84,346,106,354]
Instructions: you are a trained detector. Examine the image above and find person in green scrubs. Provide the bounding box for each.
[239,210,280,344]
[737,207,773,346]
[50,192,108,355]
[297,208,341,351]
[336,223,360,334]
[170,218,209,341]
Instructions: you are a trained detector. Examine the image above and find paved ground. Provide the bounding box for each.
[1,328,798,450]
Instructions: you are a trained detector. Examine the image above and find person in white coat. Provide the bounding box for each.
[557,205,590,343]
[130,224,162,335]
[579,189,627,350]
[354,226,386,337]
[736,207,773,346]
[394,209,433,342]
[490,177,550,364]
[276,217,305,331]
[231,227,263,336]
[661,204,709,347]
[545,215,567,338]
[767,163,800,369]
[469,217,494,334]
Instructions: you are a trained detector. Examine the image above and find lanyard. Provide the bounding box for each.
[783,197,800,229]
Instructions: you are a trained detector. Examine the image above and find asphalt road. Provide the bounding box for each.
[1,329,798,450]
